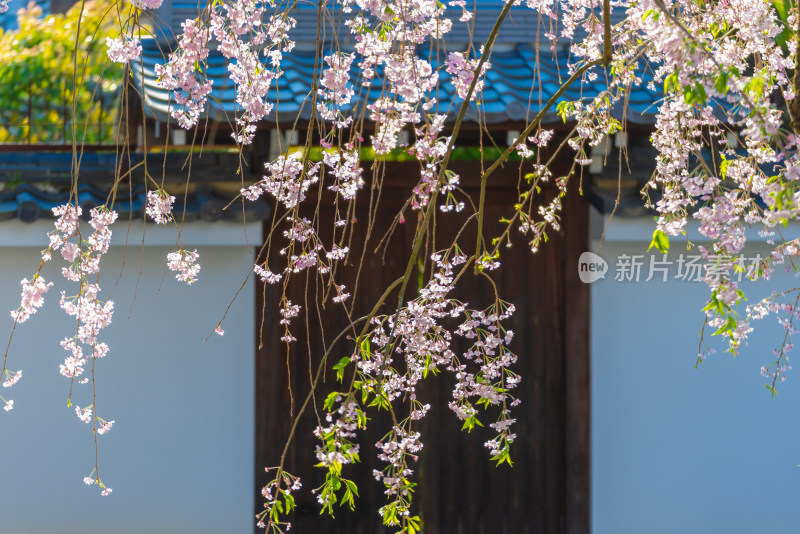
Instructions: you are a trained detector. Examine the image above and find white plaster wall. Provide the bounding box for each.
[0,221,258,534]
[592,218,800,534]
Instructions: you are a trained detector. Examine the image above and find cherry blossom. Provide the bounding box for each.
[167,249,201,284]
[106,36,141,64]
[445,51,490,101]
[97,419,115,435]
[10,276,53,324]
[131,0,163,9]
[253,265,281,284]
[75,405,92,424]
[243,152,320,209]
[2,369,21,388]
[146,190,176,224]
[11,0,800,526]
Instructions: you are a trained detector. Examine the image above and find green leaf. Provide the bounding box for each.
[714,72,729,95]
[360,338,371,359]
[461,414,483,432]
[556,101,575,123]
[284,492,295,512]
[323,391,340,412]
[744,75,765,99]
[773,0,789,20]
[492,447,514,467]
[333,356,351,382]
[694,82,707,104]
[719,156,729,180]
[368,392,391,410]
[406,515,422,534]
[664,72,679,94]
[647,229,670,254]
[344,479,359,497]
[712,316,737,336]
[356,408,368,429]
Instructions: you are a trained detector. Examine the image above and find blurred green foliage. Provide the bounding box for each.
[0,1,123,144]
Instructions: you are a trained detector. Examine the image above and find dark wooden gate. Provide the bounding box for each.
[255,160,590,534]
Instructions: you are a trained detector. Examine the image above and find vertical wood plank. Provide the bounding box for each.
[563,182,591,534]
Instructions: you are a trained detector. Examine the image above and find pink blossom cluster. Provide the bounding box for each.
[87,209,118,257]
[409,114,449,161]
[158,1,297,143]
[155,18,214,130]
[145,190,176,224]
[0,0,8,14]
[242,152,320,209]
[373,425,423,512]
[313,396,362,468]
[83,474,112,496]
[407,115,461,211]
[12,204,121,477]
[312,250,520,520]
[375,427,423,476]
[167,249,201,284]
[323,147,363,200]
[48,204,81,253]
[304,0,464,202]
[444,51,490,101]
[10,276,53,323]
[44,206,119,281]
[59,284,113,352]
[54,208,119,282]
[106,36,142,64]
[131,0,163,9]
[357,252,468,406]
[2,369,21,388]
[368,99,420,155]
[97,418,115,435]
[278,299,300,343]
[252,213,353,345]
[586,0,799,354]
[503,0,800,360]
[253,264,281,284]
[257,469,301,531]
[1,368,21,411]
[306,258,516,524]
[75,405,92,424]
[749,293,800,387]
[452,302,519,458]
[210,7,296,144]
[645,102,721,237]
[449,0,473,22]
[514,129,554,158]
[317,53,356,128]
[384,53,439,104]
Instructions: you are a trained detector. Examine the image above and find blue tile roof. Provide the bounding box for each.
[0,181,270,223]
[0,151,271,223]
[133,37,661,126]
